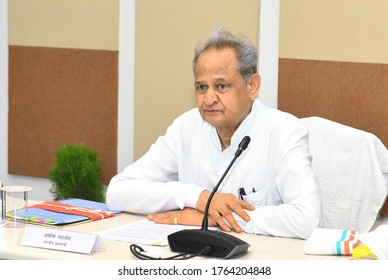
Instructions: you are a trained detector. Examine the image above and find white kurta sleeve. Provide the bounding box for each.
[106,116,205,214]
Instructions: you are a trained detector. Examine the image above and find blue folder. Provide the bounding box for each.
[9,198,122,227]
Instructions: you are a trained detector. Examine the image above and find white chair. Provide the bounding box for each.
[300,117,388,233]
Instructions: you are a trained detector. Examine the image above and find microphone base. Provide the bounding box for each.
[168,229,250,259]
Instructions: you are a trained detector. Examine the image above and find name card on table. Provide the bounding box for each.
[19,225,105,254]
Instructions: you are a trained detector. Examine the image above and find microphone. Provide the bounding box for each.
[168,136,251,259]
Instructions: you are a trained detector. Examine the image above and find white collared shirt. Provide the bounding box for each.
[106,99,323,239]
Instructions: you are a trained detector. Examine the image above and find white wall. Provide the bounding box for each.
[0,0,278,201]
[0,0,8,191]
[259,0,280,109]
[117,0,135,174]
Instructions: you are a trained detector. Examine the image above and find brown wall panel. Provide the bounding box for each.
[278,59,388,147]
[9,46,118,184]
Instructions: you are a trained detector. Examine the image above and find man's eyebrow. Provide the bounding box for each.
[195,76,227,82]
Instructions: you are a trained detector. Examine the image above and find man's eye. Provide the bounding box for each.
[217,83,228,91]
[196,84,208,92]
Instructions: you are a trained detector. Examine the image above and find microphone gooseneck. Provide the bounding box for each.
[167,135,252,259]
[201,135,251,230]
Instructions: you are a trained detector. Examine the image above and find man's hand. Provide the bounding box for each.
[196,190,255,233]
[147,208,217,227]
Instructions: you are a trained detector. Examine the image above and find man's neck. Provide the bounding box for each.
[217,130,234,151]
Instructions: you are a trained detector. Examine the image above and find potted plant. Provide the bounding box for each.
[48,143,105,202]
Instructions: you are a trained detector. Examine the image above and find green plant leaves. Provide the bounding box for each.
[48,144,105,202]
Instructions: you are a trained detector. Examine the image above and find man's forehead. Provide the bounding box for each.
[198,47,237,62]
[195,48,238,74]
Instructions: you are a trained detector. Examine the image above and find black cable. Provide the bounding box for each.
[130,244,211,260]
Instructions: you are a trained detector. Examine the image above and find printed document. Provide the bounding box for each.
[97,219,218,246]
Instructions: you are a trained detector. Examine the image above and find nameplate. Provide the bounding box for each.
[19,225,105,254]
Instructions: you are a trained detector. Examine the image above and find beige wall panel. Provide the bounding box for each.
[8,0,119,50]
[280,0,388,63]
[135,0,260,158]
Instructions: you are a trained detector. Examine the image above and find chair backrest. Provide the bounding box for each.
[300,117,388,233]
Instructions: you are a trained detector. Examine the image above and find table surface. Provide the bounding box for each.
[2,207,387,260]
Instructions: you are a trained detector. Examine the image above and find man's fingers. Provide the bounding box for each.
[209,209,231,232]
[197,191,255,232]
[232,205,251,222]
[209,207,242,233]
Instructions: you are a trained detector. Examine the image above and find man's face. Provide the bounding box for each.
[194,47,258,135]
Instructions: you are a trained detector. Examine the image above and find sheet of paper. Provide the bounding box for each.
[97,219,218,246]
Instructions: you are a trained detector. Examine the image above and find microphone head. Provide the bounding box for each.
[235,136,251,157]
[239,136,251,150]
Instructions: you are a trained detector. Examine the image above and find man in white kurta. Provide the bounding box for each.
[106,28,322,239]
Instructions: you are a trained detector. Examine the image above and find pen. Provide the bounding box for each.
[238,187,246,200]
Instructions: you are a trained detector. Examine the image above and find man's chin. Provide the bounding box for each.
[202,116,220,125]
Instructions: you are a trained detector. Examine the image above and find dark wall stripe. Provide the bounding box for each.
[8,45,118,184]
[278,58,388,146]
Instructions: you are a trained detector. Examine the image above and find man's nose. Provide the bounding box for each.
[204,88,218,105]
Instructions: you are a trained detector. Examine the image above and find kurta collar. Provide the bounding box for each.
[209,99,270,152]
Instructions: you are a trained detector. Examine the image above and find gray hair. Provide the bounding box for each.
[192,27,258,84]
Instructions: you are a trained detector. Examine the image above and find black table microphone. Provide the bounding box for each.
[168,136,251,259]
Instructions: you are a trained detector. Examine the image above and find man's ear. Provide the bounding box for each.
[248,74,261,100]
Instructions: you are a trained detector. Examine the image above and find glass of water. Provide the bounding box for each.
[1,185,32,228]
